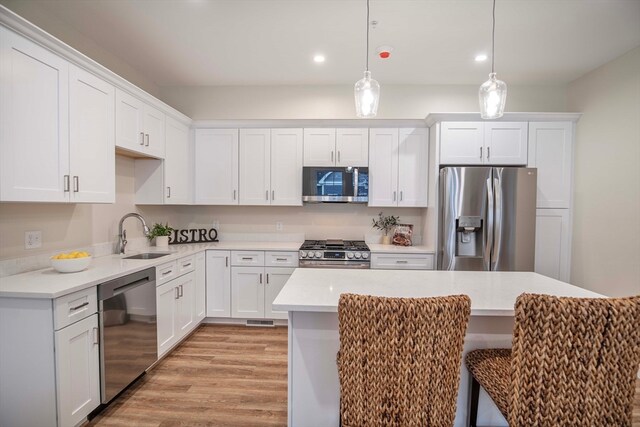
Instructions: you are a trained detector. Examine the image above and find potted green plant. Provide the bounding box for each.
[148,222,174,248]
[372,212,400,244]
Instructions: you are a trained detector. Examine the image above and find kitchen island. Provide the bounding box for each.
[272,269,602,427]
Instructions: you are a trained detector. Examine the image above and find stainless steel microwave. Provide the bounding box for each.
[302,167,369,203]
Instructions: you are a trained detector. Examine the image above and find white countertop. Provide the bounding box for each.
[368,244,434,254]
[0,241,302,299]
[272,269,603,316]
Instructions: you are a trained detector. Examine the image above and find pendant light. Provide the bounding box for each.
[479,0,507,119]
[354,0,380,118]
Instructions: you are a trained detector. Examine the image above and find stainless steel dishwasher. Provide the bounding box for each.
[98,267,157,403]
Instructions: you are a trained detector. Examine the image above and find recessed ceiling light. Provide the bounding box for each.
[475,54,488,62]
[313,55,326,63]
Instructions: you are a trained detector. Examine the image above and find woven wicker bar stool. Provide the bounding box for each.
[465,293,640,427]
[337,293,471,427]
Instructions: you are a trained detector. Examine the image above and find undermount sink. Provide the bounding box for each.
[123,253,171,260]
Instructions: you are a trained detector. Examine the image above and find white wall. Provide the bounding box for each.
[159,84,567,120]
[568,46,640,297]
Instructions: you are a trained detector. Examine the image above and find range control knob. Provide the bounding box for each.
[362,252,369,259]
[315,251,322,259]
[346,252,354,259]
[300,251,307,258]
[354,252,362,259]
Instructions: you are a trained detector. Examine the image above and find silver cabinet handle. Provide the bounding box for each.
[64,175,70,192]
[487,147,490,159]
[182,262,191,268]
[70,301,89,311]
[266,274,269,284]
[145,133,149,146]
[400,191,403,202]
[266,190,269,200]
[480,146,483,159]
[93,327,99,345]
[179,284,183,297]
[140,132,145,145]
[167,186,171,198]
[338,151,341,163]
[393,191,397,202]
[276,258,287,261]
[242,257,253,261]
[233,189,236,200]
[73,176,79,193]
[272,190,274,201]
[175,287,179,299]
[259,273,263,284]
[331,151,334,163]
[225,256,229,267]
[162,270,173,276]
[396,260,409,264]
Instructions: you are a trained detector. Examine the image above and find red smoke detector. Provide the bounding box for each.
[377,46,393,59]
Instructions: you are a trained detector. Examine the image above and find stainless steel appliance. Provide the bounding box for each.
[299,240,371,268]
[98,268,157,403]
[438,167,537,271]
[302,166,369,203]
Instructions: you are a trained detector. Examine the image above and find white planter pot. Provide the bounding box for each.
[155,236,169,248]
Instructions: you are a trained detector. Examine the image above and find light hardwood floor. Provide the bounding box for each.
[89,324,639,426]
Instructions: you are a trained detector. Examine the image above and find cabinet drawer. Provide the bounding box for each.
[370,253,435,270]
[156,260,178,286]
[54,286,98,330]
[231,251,265,266]
[265,251,299,267]
[177,255,195,275]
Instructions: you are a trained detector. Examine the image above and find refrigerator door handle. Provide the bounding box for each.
[484,176,494,271]
[491,172,504,270]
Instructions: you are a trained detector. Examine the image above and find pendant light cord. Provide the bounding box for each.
[365,0,370,72]
[491,0,496,73]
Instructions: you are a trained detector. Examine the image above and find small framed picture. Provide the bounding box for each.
[392,224,413,246]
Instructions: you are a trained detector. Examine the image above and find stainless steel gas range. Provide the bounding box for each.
[299,239,371,269]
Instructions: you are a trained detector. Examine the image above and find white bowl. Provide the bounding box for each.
[51,256,92,273]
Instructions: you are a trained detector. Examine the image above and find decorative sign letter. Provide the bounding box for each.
[169,228,218,245]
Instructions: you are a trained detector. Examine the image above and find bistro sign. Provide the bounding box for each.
[169,228,218,245]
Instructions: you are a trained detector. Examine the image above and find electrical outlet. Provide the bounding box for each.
[25,230,42,249]
[212,220,220,230]
[276,221,283,232]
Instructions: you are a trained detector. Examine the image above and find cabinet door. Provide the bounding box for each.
[54,314,100,427]
[143,104,165,159]
[194,252,206,321]
[0,26,69,202]
[115,89,145,153]
[336,128,369,166]
[264,267,294,320]
[535,209,571,282]
[303,128,336,166]
[270,128,303,206]
[398,128,428,207]
[439,122,484,165]
[176,273,195,336]
[206,250,231,318]
[68,65,115,203]
[164,117,190,204]
[194,129,239,204]
[156,280,178,357]
[484,122,528,165]
[231,267,265,318]
[528,122,573,208]
[368,128,399,207]
[239,128,271,205]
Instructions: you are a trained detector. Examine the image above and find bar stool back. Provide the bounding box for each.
[337,293,471,427]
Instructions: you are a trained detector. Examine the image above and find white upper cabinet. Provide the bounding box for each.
[303,128,336,166]
[336,128,369,166]
[440,121,528,165]
[304,128,369,166]
[369,128,428,207]
[164,117,191,204]
[194,129,239,204]
[484,122,528,165]
[239,129,271,205]
[271,128,303,206]
[115,89,165,159]
[68,65,115,203]
[528,122,573,209]
[0,26,69,202]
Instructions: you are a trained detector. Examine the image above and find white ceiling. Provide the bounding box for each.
[4,0,640,86]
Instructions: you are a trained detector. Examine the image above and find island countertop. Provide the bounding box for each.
[272,269,603,316]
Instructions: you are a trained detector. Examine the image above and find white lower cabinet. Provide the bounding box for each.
[156,271,196,358]
[264,267,295,319]
[535,209,571,282]
[206,250,232,318]
[195,252,206,321]
[231,267,266,318]
[54,313,100,427]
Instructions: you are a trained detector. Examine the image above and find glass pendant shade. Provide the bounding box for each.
[354,70,380,118]
[479,72,507,119]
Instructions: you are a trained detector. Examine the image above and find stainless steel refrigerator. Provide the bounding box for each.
[438,167,537,271]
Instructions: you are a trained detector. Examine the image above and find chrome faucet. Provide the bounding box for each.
[117,213,151,254]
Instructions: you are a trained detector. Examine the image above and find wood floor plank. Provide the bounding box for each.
[87,324,640,426]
